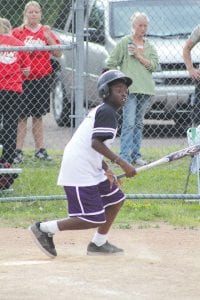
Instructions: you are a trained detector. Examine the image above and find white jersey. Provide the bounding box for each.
[57,103,118,186]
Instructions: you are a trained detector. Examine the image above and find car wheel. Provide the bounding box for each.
[51,76,71,127]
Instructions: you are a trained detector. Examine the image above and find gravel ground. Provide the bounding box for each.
[0,225,200,300]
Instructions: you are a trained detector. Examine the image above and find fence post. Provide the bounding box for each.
[74,0,85,128]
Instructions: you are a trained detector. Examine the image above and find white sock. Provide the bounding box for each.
[40,220,59,234]
[92,231,107,247]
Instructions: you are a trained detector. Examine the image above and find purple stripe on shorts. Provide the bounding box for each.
[78,215,106,224]
[64,185,106,223]
[98,180,125,207]
[64,179,125,223]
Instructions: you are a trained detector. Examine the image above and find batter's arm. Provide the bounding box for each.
[91,137,136,178]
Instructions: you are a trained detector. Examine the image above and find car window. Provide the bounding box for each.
[110,0,200,38]
[86,0,105,43]
[52,0,71,30]
[88,0,104,30]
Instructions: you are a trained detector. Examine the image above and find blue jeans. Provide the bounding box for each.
[120,93,152,163]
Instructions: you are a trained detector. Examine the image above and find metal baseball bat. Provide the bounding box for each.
[117,144,200,179]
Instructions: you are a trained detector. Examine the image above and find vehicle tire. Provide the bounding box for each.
[51,76,71,127]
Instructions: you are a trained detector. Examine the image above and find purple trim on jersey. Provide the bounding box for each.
[64,179,125,223]
[92,103,118,141]
[92,127,116,137]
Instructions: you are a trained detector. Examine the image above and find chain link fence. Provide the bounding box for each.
[1,0,200,201]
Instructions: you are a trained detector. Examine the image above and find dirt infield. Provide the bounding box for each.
[0,225,200,300]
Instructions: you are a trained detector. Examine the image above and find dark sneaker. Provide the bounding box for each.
[35,148,52,161]
[29,222,57,258]
[13,149,24,164]
[87,241,124,255]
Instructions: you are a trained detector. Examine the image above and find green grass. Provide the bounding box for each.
[116,200,200,229]
[0,147,200,229]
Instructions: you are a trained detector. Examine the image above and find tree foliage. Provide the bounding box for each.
[0,0,71,28]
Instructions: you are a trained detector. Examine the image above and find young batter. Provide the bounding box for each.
[29,70,136,257]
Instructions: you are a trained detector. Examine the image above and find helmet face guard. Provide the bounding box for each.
[97,70,132,99]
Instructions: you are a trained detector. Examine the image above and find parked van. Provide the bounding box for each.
[51,0,200,133]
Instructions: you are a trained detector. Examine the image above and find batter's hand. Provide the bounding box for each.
[118,160,137,178]
[105,168,121,188]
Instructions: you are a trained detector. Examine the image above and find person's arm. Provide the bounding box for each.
[20,43,31,77]
[147,44,159,72]
[22,67,30,77]
[134,49,151,69]
[183,25,200,80]
[106,38,125,69]
[102,160,109,171]
[131,42,158,71]
[102,159,120,187]
[91,137,136,178]
[183,38,200,80]
[43,25,62,58]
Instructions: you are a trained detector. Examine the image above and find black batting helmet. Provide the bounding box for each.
[97,70,132,99]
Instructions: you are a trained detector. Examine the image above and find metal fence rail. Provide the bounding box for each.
[0,193,200,203]
[0,44,72,52]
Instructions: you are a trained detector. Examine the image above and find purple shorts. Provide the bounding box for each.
[64,179,125,223]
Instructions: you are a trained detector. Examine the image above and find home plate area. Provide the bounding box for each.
[0,226,199,300]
